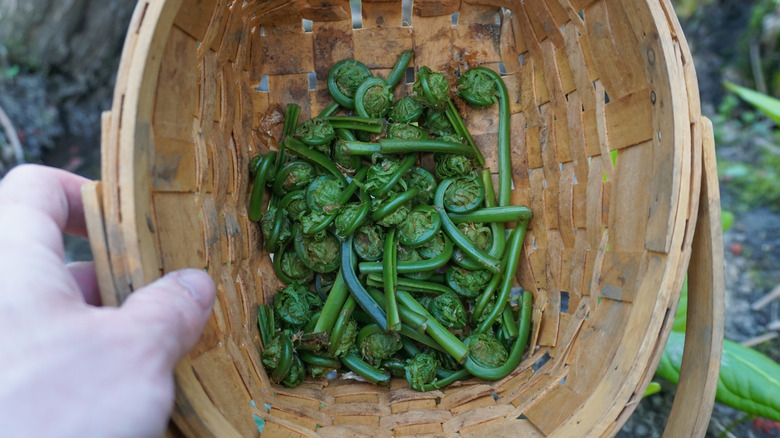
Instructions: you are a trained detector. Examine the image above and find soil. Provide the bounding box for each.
[1,0,778,436]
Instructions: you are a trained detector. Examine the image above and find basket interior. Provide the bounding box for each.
[103,0,701,436]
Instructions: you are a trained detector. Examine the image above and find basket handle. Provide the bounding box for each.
[662,117,725,437]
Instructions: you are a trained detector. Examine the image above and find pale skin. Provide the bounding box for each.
[0,164,216,438]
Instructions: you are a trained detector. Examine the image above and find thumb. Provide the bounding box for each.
[120,269,216,366]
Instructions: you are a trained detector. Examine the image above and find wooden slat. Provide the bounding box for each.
[152,192,207,271]
[81,181,118,307]
[663,117,724,438]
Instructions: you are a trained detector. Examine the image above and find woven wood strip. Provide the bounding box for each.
[82,0,718,436]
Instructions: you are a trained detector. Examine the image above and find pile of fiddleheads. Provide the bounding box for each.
[250,50,534,390]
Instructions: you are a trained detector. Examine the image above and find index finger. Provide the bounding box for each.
[0,164,90,240]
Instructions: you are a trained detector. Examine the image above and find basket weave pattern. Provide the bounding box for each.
[87,0,708,436]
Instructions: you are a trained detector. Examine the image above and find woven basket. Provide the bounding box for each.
[82,0,726,436]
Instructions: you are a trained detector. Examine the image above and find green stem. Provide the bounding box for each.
[502,304,518,339]
[474,168,508,307]
[283,104,302,138]
[326,116,385,133]
[282,137,346,185]
[342,166,368,201]
[264,201,285,252]
[329,296,356,354]
[248,152,277,221]
[304,311,322,333]
[272,240,303,286]
[448,206,533,224]
[358,234,453,274]
[371,188,419,222]
[383,358,409,375]
[341,352,391,386]
[444,99,484,166]
[312,270,348,334]
[366,274,454,296]
[470,67,511,206]
[279,189,306,210]
[301,166,369,236]
[270,335,294,383]
[299,351,341,369]
[343,139,476,158]
[384,228,402,331]
[318,101,340,118]
[365,287,428,334]
[337,195,371,238]
[400,324,446,354]
[257,304,274,347]
[418,368,471,391]
[396,290,469,363]
[375,154,417,198]
[342,237,388,329]
[387,49,414,89]
[463,290,532,380]
[435,178,501,274]
[472,263,504,322]
[475,220,529,334]
[335,128,362,169]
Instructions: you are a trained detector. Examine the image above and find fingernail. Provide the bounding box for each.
[173,269,216,311]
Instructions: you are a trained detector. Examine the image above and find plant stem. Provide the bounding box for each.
[318,101,340,118]
[358,234,453,274]
[435,178,501,274]
[299,351,341,369]
[475,219,529,334]
[365,287,428,333]
[418,368,471,391]
[282,137,346,185]
[329,296,356,354]
[469,67,511,206]
[396,290,469,363]
[342,237,388,329]
[326,116,385,133]
[366,274,454,295]
[444,99,484,166]
[384,228,402,331]
[447,205,533,224]
[248,152,277,221]
[312,270,349,334]
[341,352,391,386]
[387,49,414,89]
[371,188,419,222]
[463,290,532,380]
[374,154,417,198]
[344,139,476,157]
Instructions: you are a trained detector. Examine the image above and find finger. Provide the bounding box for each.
[120,269,215,366]
[67,261,101,306]
[0,164,90,240]
[0,165,91,304]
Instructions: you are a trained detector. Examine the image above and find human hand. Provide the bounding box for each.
[0,164,216,438]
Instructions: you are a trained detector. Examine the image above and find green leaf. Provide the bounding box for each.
[657,331,780,422]
[724,81,780,126]
[671,277,687,333]
[643,381,661,397]
[721,210,734,233]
